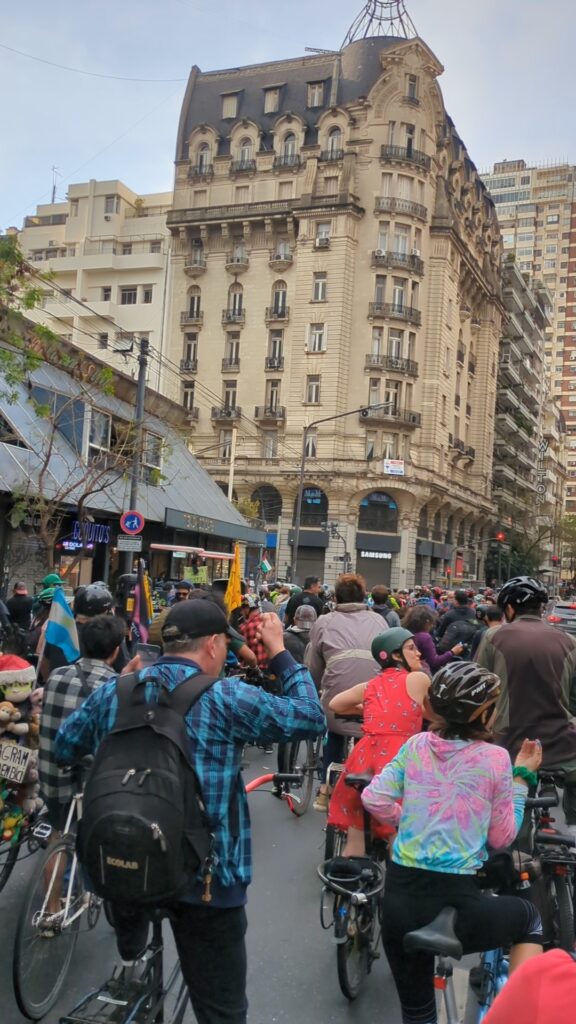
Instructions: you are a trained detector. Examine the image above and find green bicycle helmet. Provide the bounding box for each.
[371,627,414,665]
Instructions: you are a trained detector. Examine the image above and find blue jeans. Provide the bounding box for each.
[322,731,346,784]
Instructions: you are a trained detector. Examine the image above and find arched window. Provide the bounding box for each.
[188,285,201,317]
[457,521,466,546]
[228,282,243,314]
[271,280,287,315]
[251,485,283,524]
[283,132,297,159]
[469,523,476,546]
[358,492,398,533]
[239,137,253,164]
[433,510,442,539]
[197,143,211,171]
[445,515,454,545]
[328,126,342,155]
[293,487,328,528]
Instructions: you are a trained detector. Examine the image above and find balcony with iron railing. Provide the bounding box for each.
[273,154,301,170]
[373,196,428,221]
[319,148,344,162]
[222,309,245,325]
[371,250,424,275]
[225,253,249,272]
[364,353,419,377]
[211,406,242,421]
[265,306,290,322]
[188,164,214,180]
[185,406,199,422]
[221,357,241,372]
[254,405,286,422]
[269,251,293,269]
[359,405,421,428]
[180,358,198,373]
[230,159,257,174]
[380,144,431,170]
[368,302,422,326]
[265,355,284,371]
[184,254,207,276]
[180,309,204,326]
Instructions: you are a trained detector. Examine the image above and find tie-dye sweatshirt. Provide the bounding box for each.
[362,731,527,874]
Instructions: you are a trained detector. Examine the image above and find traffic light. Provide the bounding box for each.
[495,531,506,542]
[552,555,560,566]
[446,567,452,577]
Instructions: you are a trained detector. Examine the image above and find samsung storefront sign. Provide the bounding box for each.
[360,551,393,560]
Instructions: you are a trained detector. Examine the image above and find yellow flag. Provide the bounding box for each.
[225,542,242,614]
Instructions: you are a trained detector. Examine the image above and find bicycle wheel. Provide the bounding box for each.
[324,824,346,860]
[548,873,574,952]
[13,838,83,1020]
[0,838,19,893]
[285,737,316,816]
[336,903,373,1000]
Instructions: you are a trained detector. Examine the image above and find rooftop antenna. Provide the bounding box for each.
[342,1,417,47]
[51,165,61,204]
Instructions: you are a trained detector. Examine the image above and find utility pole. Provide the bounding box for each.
[227,425,238,500]
[122,337,149,573]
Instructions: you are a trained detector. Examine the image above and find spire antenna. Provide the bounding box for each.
[342,1,417,48]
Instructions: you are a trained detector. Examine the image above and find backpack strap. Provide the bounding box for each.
[114,671,217,730]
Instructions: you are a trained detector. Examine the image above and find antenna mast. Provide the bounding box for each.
[342,1,417,47]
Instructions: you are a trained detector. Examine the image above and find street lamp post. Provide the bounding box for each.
[291,403,388,582]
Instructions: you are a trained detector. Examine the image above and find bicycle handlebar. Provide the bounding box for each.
[525,794,559,809]
[245,772,303,793]
[534,830,576,848]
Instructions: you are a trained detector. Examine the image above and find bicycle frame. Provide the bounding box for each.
[37,791,85,931]
[245,771,304,813]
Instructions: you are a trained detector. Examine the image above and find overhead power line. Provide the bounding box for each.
[0,42,187,83]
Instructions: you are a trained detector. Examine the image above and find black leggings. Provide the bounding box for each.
[382,861,542,1024]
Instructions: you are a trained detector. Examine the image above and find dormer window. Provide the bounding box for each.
[307,81,325,108]
[197,144,211,171]
[264,87,280,114]
[222,93,238,119]
[239,137,253,163]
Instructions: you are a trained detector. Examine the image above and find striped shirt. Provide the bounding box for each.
[39,657,116,804]
[54,651,325,902]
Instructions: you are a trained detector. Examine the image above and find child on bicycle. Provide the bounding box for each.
[362,660,544,1024]
[327,628,429,856]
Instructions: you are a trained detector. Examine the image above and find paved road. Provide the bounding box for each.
[2,748,475,1023]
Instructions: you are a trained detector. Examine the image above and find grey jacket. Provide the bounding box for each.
[305,603,387,736]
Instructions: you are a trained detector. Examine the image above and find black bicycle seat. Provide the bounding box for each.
[345,773,374,791]
[403,906,463,960]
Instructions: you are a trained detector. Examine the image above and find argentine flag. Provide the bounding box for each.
[45,587,80,664]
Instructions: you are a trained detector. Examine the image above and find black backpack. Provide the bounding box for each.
[437,618,480,654]
[77,671,216,906]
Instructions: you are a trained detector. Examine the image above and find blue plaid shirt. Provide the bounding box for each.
[54,651,325,905]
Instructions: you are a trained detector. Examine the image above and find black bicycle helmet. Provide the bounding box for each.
[497,576,548,611]
[74,582,114,617]
[429,662,501,724]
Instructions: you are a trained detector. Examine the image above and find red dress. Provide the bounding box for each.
[327,667,423,836]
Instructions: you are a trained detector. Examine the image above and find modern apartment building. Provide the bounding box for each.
[493,255,565,579]
[17,180,175,395]
[166,29,504,586]
[481,159,576,510]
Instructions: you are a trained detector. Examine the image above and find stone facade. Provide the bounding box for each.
[173,38,503,586]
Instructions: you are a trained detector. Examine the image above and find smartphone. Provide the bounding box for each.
[135,643,162,665]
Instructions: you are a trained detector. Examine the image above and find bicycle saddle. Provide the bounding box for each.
[403,906,463,960]
[345,773,374,791]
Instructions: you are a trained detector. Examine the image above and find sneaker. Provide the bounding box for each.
[313,789,330,813]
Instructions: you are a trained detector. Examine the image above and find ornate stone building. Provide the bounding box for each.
[166,20,503,586]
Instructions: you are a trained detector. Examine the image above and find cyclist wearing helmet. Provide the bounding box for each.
[476,575,576,837]
[327,628,429,856]
[362,661,543,1024]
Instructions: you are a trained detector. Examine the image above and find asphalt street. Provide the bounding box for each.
[2,747,476,1024]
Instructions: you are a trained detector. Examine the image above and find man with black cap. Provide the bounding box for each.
[55,599,325,1024]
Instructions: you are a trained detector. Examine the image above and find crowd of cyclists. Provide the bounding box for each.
[1,568,576,1022]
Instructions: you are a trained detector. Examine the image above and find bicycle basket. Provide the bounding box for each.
[317,856,385,898]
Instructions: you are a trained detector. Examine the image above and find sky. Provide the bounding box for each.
[2,0,575,230]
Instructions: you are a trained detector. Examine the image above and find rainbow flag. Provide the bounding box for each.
[133,560,153,642]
